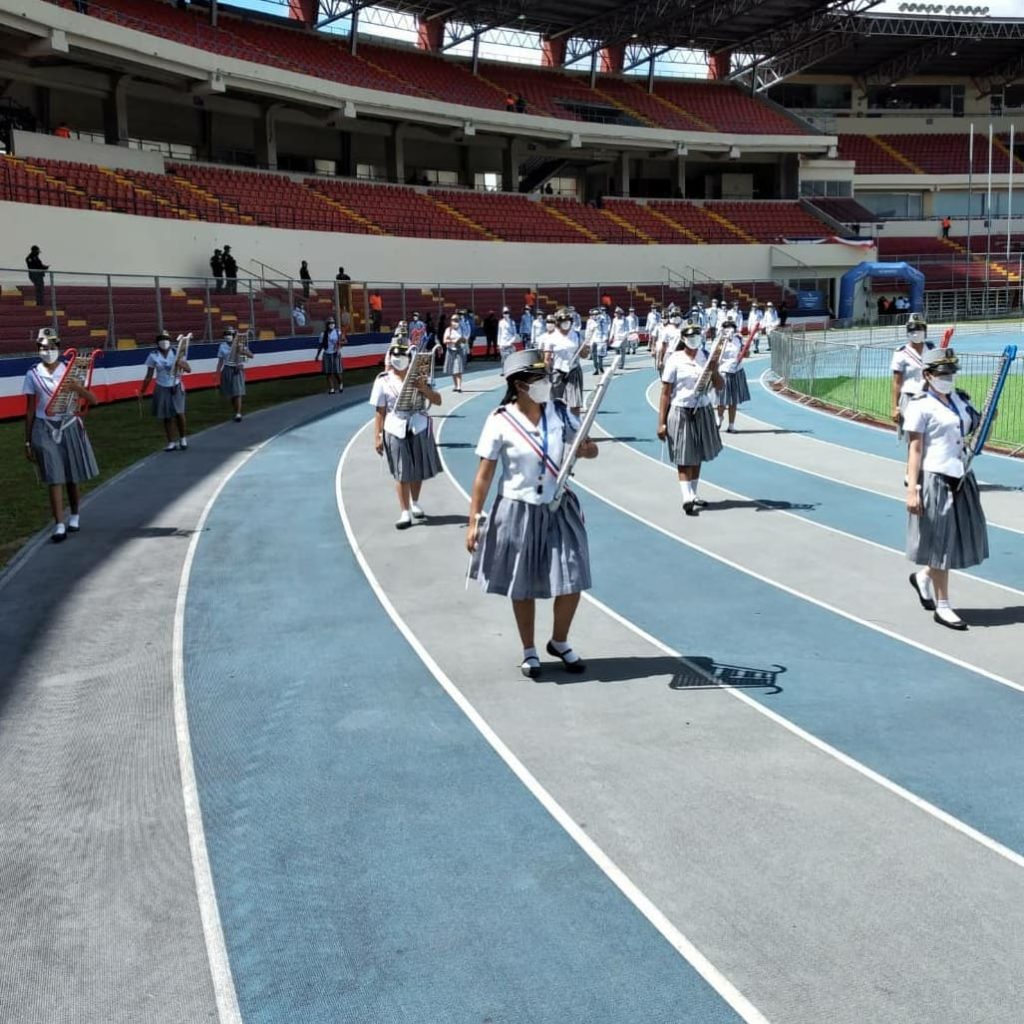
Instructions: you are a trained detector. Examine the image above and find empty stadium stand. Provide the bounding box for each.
[839,133,1024,175]
[44,0,815,135]
[805,197,877,225]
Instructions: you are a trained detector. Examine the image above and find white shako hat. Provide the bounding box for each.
[503,348,547,378]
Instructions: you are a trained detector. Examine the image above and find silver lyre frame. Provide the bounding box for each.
[694,328,730,395]
[173,332,191,383]
[394,348,435,413]
[45,348,98,443]
[227,329,253,367]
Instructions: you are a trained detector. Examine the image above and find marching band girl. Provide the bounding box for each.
[625,306,640,353]
[497,307,520,365]
[530,307,547,348]
[608,307,629,371]
[655,307,682,374]
[466,348,598,678]
[715,317,750,433]
[756,302,778,353]
[22,329,100,543]
[657,324,723,517]
[371,338,443,529]
[442,312,467,393]
[541,309,587,415]
[891,314,932,433]
[215,326,252,422]
[904,348,988,631]
[585,307,609,376]
[314,315,346,395]
[139,330,191,450]
[519,306,534,345]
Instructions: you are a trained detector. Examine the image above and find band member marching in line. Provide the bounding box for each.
[497,307,520,365]
[315,315,346,395]
[756,302,778,353]
[586,306,609,376]
[655,306,682,374]
[657,323,723,517]
[139,330,191,450]
[371,339,443,530]
[904,349,988,631]
[442,312,468,393]
[715,317,751,433]
[625,306,640,354]
[608,307,629,372]
[215,326,253,422]
[22,330,100,543]
[466,349,598,679]
[541,307,588,416]
[891,313,933,435]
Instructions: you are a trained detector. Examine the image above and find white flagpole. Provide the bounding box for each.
[986,123,994,305]
[1007,124,1015,267]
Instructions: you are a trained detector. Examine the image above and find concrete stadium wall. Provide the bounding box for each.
[0,201,870,286]
[11,130,165,174]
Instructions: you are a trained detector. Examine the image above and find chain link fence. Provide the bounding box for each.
[769,323,1024,454]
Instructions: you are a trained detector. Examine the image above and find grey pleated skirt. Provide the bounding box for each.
[382,426,442,483]
[471,490,591,601]
[30,417,99,486]
[219,366,246,397]
[907,470,988,570]
[720,368,750,406]
[444,344,466,376]
[666,404,722,466]
[152,384,185,419]
[322,352,342,376]
[552,365,584,409]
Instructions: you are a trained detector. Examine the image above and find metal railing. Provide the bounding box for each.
[769,323,1024,454]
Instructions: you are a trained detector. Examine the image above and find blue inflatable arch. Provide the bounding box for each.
[837,261,925,320]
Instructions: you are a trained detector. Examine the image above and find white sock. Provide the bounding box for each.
[68,514,80,528]
[916,571,934,598]
[550,639,580,663]
[935,603,962,624]
[936,599,950,610]
[522,646,539,663]
[52,522,66,536]
[679,480,696,503]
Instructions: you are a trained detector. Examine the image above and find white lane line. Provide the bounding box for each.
[173,432,292,1024]
[439,383,1024,875]
[756,368,1023,466]
[338,419,772,1024]
[638,379,1024,597]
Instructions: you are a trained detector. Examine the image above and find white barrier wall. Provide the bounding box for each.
[0,201,871,285]
[11,130,166,174]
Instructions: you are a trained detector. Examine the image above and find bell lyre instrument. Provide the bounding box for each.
[227,329,253,367]
[394,348,435,413]
[44,348,101,442]
[736,324,759,365]
[962,344,1017,475]
[549,349,623,512]
[173,332,191,380]
[694,328,730,394]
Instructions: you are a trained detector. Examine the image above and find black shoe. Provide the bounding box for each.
[683,501,699,517]
[692,498,708,508]
[933,611,967,631]
[521,657,541,679]
[546,641,586,673]
[909,573,936,611]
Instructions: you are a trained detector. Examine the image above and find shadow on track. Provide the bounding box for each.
[534,654,785,694]
[959,606,1024,627]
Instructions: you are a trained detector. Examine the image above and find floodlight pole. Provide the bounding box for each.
[986,123,993,311]
[1006,123,1015,268]
[966,123,973,261]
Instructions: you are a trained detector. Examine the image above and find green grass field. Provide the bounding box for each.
[0,370,381,569]
[788,373,1024,450]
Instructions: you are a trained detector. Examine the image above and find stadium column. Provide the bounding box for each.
[256,103,281,171]
[502,137,520,193]
[707,50,731,80]
[386,124,406,184]
[287,0,317,27]
[601,44,625,75]
[613,152,631,198]
[541,35,567,67]
[417,16,445,51]
[103,74,131,147]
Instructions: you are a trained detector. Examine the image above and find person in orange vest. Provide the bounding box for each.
[524,288,536,308]
[369,290,383,332]
[941,216,951,239]
[53,122,71,138]
[504,93,516,112]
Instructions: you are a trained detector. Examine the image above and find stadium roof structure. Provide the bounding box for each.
[349,0,1024,92]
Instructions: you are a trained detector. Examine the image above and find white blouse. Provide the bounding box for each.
[717,335,745,375]
[475,400,580,505]
[369,370,430,436]
[443,326,465,347]
[145,349,184,389]
[22,361,67,420]
[662,349,713,409]
[890,343,930,396]
[541,331,579,373]
[902,389,976,478]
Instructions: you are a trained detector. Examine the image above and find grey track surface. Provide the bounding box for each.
[342,392,1024,1024]
[0,392,354,1024]
[582,408,1024,685]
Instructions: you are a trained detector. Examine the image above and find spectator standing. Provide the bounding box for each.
[504,93,516,113]
[293,299,307,329]
[778,301,789,327]
[300,260,312,298]
[26,245,48,306]
[524,287,537,308]
[210,249,224,293]
[514,94,527,114]
[369,290,383,331]
[483,310,499,359]
[53,122,71,138]
[222,246,238,294]
[335,265,351,310]
[941,216,951,240]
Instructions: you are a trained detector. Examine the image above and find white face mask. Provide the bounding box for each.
[525,379,552,404]
[682,336,700,350]
[559,320,572,330]
[929,376,954,395]
[391,355,410,371]
[158,340,171,352]
[546,323,556,333]
[39,347,59,364]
